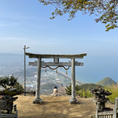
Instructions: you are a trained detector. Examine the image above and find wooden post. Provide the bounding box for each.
[70,58,78,104]
[113,98,118,118]
[33,57,42,104]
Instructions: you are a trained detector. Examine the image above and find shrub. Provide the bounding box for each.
[0,76,24,96]
[65,84,93,98]
[105,85,118,103]
[65,84,80,95]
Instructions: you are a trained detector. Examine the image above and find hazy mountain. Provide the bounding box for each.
[78,83,102,90]
[97,77,117,86]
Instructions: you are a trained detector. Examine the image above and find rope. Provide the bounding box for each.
[42,65,70,70]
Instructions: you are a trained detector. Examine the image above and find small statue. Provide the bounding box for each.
[91,87,112,112]
[0,76,23,114]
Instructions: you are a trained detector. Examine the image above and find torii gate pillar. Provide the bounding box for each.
[33,57,43,104]
[70,58,78,104]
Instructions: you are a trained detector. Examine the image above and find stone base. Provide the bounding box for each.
[33,98,43,104]
[69,97,79,104]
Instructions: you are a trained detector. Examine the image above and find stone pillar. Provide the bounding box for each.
[70,58,78,104]
[113,98,118,118]
[33,57,42,104]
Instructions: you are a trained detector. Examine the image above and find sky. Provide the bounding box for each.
[0,0,117,83]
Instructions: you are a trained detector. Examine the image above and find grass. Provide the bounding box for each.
[105,85,118,103]
[65,84,118,103]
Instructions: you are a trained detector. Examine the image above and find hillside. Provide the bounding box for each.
[77,83,102,90]
[97,77,117,86]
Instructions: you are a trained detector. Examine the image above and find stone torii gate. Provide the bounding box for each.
[25,52,87,104]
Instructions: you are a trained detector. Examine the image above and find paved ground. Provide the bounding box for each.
[15,95,96,118]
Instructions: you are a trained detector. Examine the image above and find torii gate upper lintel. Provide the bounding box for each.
[25,52,87,104]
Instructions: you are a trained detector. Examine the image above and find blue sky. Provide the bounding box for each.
[0,0,117,83]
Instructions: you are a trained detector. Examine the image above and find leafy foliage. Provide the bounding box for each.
[0,76,24,96]
[105,85,118,103]
[65,84,80,95]
[76,88,93,98]
[39,0,118,31]
[65,85,71,95]
[65,83,118,102]
[65,83,101,97]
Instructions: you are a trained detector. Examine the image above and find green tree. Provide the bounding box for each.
[0,76,24,96]
[39,0,118,31]
[65,84,80,95]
